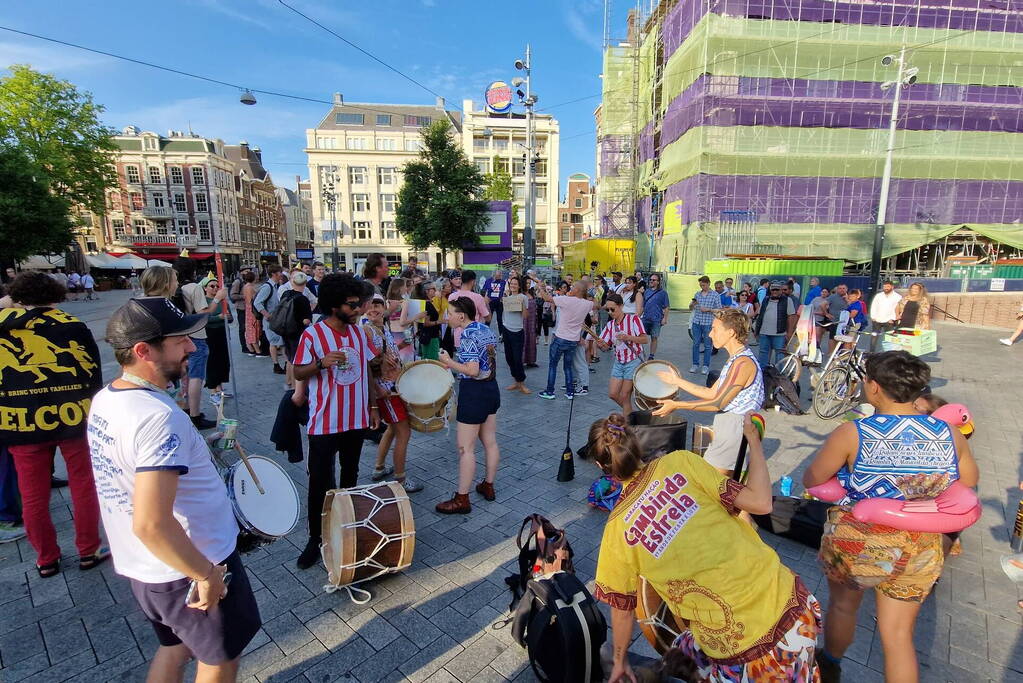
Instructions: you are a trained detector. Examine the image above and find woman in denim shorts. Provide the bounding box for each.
[594,293,649,417]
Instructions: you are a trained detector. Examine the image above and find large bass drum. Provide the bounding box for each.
[635,576,685,655]
[396,360,454,432]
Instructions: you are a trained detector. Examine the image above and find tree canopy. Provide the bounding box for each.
[395,119,488,253]
[0,64,117,215]
[0,144,75,262]
[482,166,518,226]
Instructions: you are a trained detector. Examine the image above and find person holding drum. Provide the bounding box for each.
[435,297,501,514]
[594,293,648,417]
[588,413,820,682]
[652,308,764,478]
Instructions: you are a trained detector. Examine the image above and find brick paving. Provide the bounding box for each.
[1,288,1021,682]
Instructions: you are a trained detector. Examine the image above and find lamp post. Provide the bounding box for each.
[322,167,341,272]
[872,47,918,299]
[514,47,538,269]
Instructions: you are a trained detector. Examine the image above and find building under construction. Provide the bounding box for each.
[596,0,1023,275]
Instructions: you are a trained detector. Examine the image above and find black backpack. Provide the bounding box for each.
[170,284,188,313]
[506,515,575,604]
[269,290,302,336]
[762,366,804,415]
[752,496,832,549]
[511,571,606,683]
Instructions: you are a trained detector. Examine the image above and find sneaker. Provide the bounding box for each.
[209,392,222,407]
[1000,338,1013,346]
[221,389,234,398]
[589,367,596,373]
[689,365,698,373]
[296,538,321,570]
[242,351,256,357]
[648,354,655,360]
[399,477,423,493]
[564,393,574,400]
[575,386,589,396]
[538,391,556,400]
[272,363,286,375]
[191,414,217,430]
[0,521,26,544]
[701,366,709,375]
[371,466,394,482]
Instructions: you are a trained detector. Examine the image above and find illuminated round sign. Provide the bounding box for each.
[484,81,513,113]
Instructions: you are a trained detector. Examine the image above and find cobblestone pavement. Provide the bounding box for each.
[1,289,1021,682]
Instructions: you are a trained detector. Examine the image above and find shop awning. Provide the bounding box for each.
[86,253,127,269]
[133,252,214,261]
[18,254,64,270]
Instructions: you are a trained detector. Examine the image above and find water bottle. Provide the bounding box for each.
[780,476,793,497]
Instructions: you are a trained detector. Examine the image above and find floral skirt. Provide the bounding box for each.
[670,592,821,682]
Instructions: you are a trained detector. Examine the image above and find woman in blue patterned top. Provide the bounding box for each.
[436,297,501,515]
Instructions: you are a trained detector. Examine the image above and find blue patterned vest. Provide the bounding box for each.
[837,414,958,503]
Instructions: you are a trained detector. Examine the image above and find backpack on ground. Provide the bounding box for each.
[269,290,302,336]
[510,571,606,683]
[506,514,574,606]
[762,366,804,415]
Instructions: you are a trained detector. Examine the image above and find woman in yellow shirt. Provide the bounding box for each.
[589,414,820,682]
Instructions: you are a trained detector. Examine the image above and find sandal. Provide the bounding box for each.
[36,560,60,579]
[79,548,111,571]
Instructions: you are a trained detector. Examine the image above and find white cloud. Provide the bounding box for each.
[0,40,111,73]
[562,0,603,52]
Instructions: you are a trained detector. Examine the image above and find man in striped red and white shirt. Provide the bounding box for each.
[595,293,649,417]
[292,274,379,570]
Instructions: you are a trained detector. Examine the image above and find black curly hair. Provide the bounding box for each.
[9,271,66,305]
[318,273,369,316]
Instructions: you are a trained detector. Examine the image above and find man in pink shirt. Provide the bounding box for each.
[448,269,490,349]
[531,277,594,400]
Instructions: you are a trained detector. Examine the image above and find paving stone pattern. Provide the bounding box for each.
[1,289,1021,681]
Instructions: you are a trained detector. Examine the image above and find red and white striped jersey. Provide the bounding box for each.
[600,314,646,364]
[294,320,379,436]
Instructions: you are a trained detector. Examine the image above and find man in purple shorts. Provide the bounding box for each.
[88,297,261,679]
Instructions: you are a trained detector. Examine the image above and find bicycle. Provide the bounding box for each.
[811,327,871,420]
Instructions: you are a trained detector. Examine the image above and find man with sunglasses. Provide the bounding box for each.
[292,274,381,569]
[641,273,670,359]
[754,281,797,367]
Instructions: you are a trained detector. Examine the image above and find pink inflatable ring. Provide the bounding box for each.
[806,479,980,533]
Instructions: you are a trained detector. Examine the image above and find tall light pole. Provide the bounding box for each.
[872,47,918,298]
[514,47,538,269]
[321,167,341,272]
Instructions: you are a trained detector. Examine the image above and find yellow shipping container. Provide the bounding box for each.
[561,238,636,278]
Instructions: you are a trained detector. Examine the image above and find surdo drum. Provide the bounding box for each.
[396,360,454,432]
[633,360,681,412]
[635,576,686,655]
[225,455,300,549]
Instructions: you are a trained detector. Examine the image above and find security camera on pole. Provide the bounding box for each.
[513,47,538,270]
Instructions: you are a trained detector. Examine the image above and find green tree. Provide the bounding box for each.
[482,165,519,225]
[396,120,488,255]
[0,65,117,215]
[0,144,75,262]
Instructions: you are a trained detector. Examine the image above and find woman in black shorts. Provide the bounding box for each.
[436,297,501,514]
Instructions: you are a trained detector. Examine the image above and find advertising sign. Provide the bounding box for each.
[484,81,513,114]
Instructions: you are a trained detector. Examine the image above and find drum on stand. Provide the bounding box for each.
[635,576,686,655]
[321,482,416,593]
[633,360,681,413]
[396,360,454,433]
[225,455,300,550]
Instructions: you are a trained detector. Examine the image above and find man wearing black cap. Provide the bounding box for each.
[87,297,261,681]
[754,281,797,367]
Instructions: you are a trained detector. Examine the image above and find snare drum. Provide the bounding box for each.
[225,455,300,547]
[635,576,685,655]
[633,360,681,411]
[396,360,454,432]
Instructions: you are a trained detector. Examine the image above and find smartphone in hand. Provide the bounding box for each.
[184,570,232,606]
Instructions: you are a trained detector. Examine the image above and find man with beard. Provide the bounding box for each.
[754,281,797,367]
[292,274,381,569]
[88,297,261,681]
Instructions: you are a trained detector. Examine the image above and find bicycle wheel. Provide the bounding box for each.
[777,352,802,384]
[813,365,854,420]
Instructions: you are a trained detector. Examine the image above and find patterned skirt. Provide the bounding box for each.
[670,592,821,682]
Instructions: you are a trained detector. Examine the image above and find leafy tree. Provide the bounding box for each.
[0,144,75,262]
[0,65,117,215]
[396,120,488,256]
[482,165,519,225]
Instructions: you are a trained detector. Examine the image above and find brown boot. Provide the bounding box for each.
[475,480,496,501]
[435,493,471,514]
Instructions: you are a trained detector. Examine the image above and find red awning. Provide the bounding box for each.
[128,251,214,261]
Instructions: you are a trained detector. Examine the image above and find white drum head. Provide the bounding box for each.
[229,456,300,538]
[634,361,679,400]
[397,361,453,405]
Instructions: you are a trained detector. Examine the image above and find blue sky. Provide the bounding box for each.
[1,0,631,197]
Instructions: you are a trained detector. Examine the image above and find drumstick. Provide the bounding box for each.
[581,324,600,340]
[234,443,266,495]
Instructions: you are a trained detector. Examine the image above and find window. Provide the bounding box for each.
[336,113,365,125]
[352,194,370,212]
[349,166,367,184]
[145,167,160,184]
[571,213,583,223]
[346,137,367,150]
[561,228,571,242]
[125,166,140,184]
[380,194,396,212]
[171,192,186,212]
[151,192,165,208]
[375,138,396,151]
[493,139,509,151]
[133,218,147,230]
[191,167,205,185]
[534,159,547,176]
[473,137,488,150]
[404,139,423,152]
[376,114,392,126]
[534,185,547,203]
[536,229,547,245]
[404,115,431,127]
[495,158,510,174]
[575,198,583,208]
[513,229,523,245]
[112,219,126,238]
[156,222,169,236]
[130,192,144,210]
[513,158,525,176]
[195,192,209,212]
[474,157,491,174]
[378,167,396,184]
[176,219,189,233]
[144,136,158,151]
[198,220,211,241]
[316,136,337,149]
[561,212,569,222]
[382,221,398,239]
[354,221,372,240]
[513,185,525,202]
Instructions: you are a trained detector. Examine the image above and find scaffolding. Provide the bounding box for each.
[599,0,1023,273]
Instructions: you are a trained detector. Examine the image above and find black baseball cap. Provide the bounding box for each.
[106,297,207,349]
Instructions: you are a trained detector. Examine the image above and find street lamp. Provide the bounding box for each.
[871,47,918,298]
[321,168,341,272]
[515,47,538,269]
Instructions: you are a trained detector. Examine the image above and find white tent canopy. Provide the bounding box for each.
[85,253,125,269]
[111,254,151,270]
[18,255,64,270]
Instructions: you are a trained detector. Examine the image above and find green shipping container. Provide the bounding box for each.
[994,265,1023,279]
[703,258,844,276]
[950,265,995,279]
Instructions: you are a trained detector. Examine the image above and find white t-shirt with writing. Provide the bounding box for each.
[87,385,238,583]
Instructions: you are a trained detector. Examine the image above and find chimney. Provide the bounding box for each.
[333,92,344,106]
[436,96,445,110]
[252,146,262,162]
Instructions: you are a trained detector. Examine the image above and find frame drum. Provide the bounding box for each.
[633,360,681,411]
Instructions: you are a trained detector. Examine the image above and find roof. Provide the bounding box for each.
[111,136,215,153]
[224,144,269,182]
[276,187,299,206]
[314,102,461,133]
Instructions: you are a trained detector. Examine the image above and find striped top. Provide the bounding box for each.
[599,314,646,364]
[294,320,379,436]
